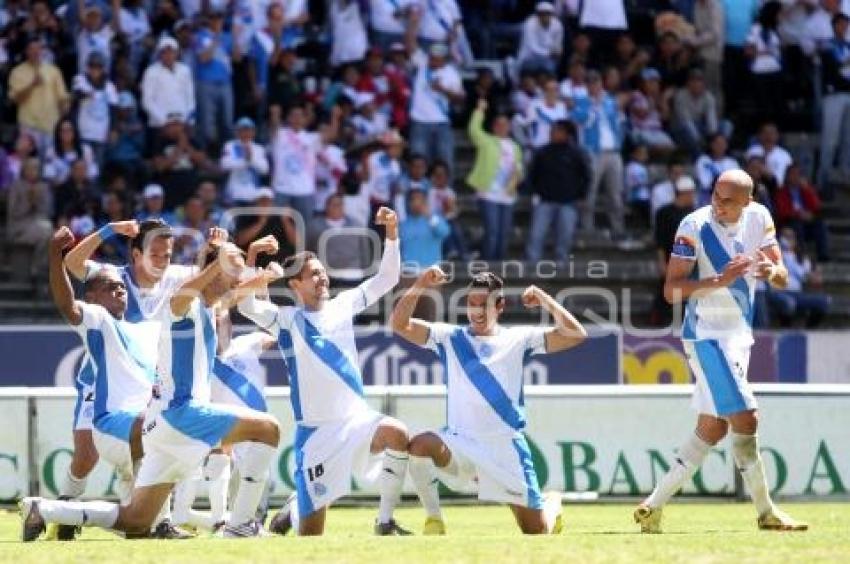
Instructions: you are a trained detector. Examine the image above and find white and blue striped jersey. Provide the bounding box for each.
[156,299,218,409]
[212,332,269,412]
[72,302,155,422]
[427,323,547,438]
[671,203,778,343]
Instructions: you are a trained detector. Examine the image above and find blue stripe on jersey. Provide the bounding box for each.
[683,262,700,340]
[700,223,753,325]
[87,329,109,419]
[448,328,526,431]
[278,328,302,422]
[512,435,543,509]
[294,424,318,518]
[293,311,364,397]
[170,318,196,409]
[212,358,267,412]
[693,340,747,415]
[76,357,96,386]
[162,402,238,446]
[94,410,138,441]
[121,266,144,323]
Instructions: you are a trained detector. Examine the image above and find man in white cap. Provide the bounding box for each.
[221,117,269,206]
[141,36,195,129]
[517,2,564,76]
[136,184,175,224]
[405,11,465,173]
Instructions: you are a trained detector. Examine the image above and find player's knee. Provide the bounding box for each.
[380,418,409,451]
[259,416,281,446]
[408,432,437,458]
[732,412,759,435]
[696,420,727,445]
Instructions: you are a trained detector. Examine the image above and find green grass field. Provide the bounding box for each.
[0,503,848,563]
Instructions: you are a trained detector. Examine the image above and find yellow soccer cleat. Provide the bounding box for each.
[44,523,58,541]
[423,516,446,536]
[543,492,564,534]
[634,504,663,534]
[758,508,809,531]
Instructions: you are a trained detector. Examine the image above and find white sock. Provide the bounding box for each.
[378,449,409,524]
[172,478,198,527]
[204,453,231,524]
[59,469,87,499]
[290,494,301,536]
[542,493,562,534]
[408,455,442,519]
[154,492,173,527]
[732,433,775,516]
[230,442,275,525]
[645,433,711,509]
[39,498,119,528]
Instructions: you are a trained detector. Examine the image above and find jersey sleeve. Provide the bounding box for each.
[671,217,699,261]
[74,301,107,335]
[425,322,455,353]
[758,207,778,249]
[237,295,282,337]
[521,327,548,356]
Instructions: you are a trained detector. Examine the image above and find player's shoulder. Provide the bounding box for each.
[679,205,712,231]
[743,201,774,224]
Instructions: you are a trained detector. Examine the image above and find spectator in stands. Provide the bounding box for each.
[396,153,431,216]
[819,12,850,189]
[352,93,390,144]
[774,162,831,262]
[307,193,372,282]
[750,122,793,185]
[578,0,628,65]
[363,130,404,223]
[329,0,368,68]
[467,99,523,260]
[54,158,100,226]
[135,183,174,223]
[0,133,37,193]
[512,72,541,117]
[357,48,393,120]
[246,3,284,112]
[572,70,625,238]
[651,32,691,89]
[650,158,690,221]
[280,0,310,48]
[745,2,785,125]
[141,36,195,131]
[220,117,269,206]
[75,1,117,74]
[406,31,465,174]
[768,227,830,327]
[517,2,564,76]
[173,196,212,265]
[385,42,413,129]
[269,104,339,224]
[692,0,725,110]
[151,114,213,209]
[7,37,69,153]
[418,0,464,56]
[314,120,348,215]
[96,191,132,264]
[744,145,779,211]
[627,67,675,153]
[651,174,697,326]
[400,188,449,271]
[671,68,726,158]
[11,0,62,66]
[525,78,568,150]
[116,0,152,77]
[194,9,240,149]
[694,133,738,204]
[369,0,417,51]
[463,67,505,123]
[72,51,118,167]
[43,119,98,187]
[625,143,651,226]
[612,33,651,88]
[267,46,303,120]
[721,0,760,115]
[104,91,145,179]
[526,120,590,264]
[801,0,849,56]
[196,180,224,225]
[559,56,589,101]
[174,18,196,68]
[6,157,52,281]
[233,187,298,267]
[428,159,467,260]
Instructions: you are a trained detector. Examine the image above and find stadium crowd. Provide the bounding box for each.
[1,0,848,326]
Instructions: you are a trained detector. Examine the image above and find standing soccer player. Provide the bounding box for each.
[391,268,586,534]
[634,170,808,533]
[238,207,411,536]
[20,239,282,540]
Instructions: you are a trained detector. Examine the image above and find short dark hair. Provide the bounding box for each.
[552,120,576,140]
[430,159,450,175]
[131,219,173,253]
[282,251,317,286]
[468,272,504,303]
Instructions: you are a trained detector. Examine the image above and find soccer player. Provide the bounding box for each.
[48,227,154,507]
[238,207,411,536]
[390,267,586,535]
[21,239,282,540]
[54,219,196,538]
[634,169,808,533]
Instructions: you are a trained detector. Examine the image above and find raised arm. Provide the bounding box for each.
[49,227,83,325]
[64,220,139,280]
[170,230,232,317]
[390,266,447,346]
[521,285,587,353]
[358,207,400,304]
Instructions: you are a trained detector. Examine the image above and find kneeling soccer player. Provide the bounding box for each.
[391,267,587,534]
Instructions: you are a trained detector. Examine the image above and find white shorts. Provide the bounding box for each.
[135,402,242,488]
[436,429,544,510]
[293,410,385,519]
[684,339,757,417]
[73,383,95,432]
[92,411,139,477]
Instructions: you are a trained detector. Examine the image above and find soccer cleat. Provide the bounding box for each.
[152,519,195,539]
[20,497,46,542]
[634,504,663,534]
[544,491,564,534]
[221,520,270,538]
[374,518,413,536]
[422,516,446,536]
[758,509,809,531]
[268,493,296,536]
[54,496,79,540]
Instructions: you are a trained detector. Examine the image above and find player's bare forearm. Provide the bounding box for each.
[390,282,426,342]
[64,221,138,280]
[663,276,722,304]
[533,288,587,352]
[49,230,82,325]
[170,261,222,317]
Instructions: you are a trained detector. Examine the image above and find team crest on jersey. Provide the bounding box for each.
[672,236,696,258]
[313,482,327,497]
[478,343,492,358]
